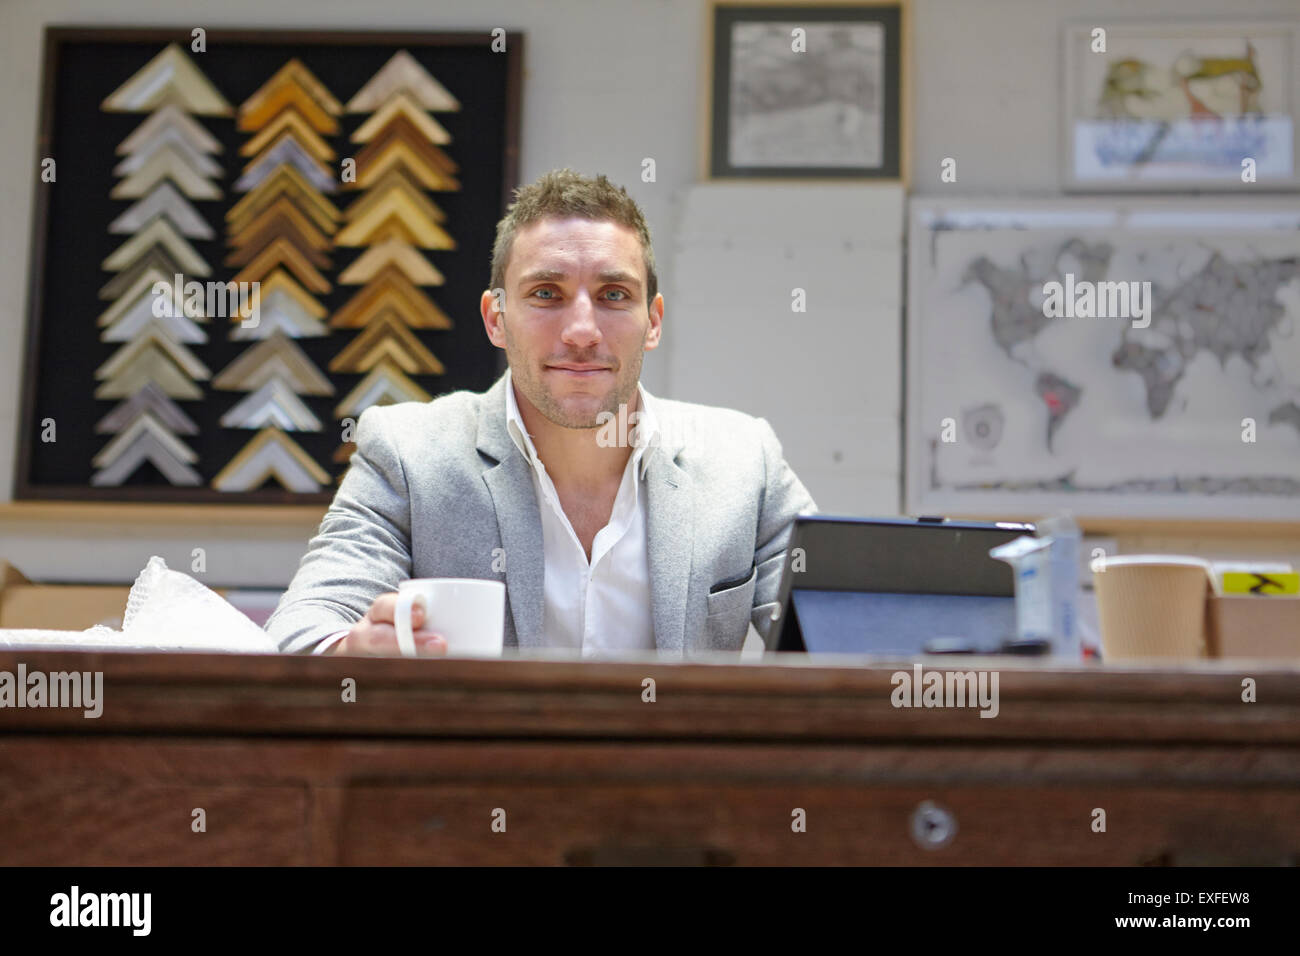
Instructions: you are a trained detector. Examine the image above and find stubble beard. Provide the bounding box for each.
[503,313,645,430]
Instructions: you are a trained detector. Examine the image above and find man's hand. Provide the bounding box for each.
[328,592,448,656]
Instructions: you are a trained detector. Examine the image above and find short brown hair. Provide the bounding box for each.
[489,168,657,307]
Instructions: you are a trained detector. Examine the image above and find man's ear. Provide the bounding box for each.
[481,288,507,348]
[644,292,664,349]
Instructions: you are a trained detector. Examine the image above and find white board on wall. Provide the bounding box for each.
[668,183,904,517]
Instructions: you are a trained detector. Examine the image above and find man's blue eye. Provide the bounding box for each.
[606,290,626,301]
[534,288,555,299]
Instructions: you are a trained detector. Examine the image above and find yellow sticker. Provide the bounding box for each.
[1221,571,1300,595]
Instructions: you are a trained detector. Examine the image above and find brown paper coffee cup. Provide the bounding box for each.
[1092,556,1211,660]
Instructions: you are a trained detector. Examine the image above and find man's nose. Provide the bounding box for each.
[560,291,601,345]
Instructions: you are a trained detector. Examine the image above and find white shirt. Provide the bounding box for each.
[503,367,658,656]
[314,368,659,655]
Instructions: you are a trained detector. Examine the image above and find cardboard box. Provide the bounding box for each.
[1206,594,1300,660]
[0,561,134,630]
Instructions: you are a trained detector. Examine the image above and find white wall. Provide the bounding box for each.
[905,0,1300,568]
[2,0,1296,587]
[909,0,1299,197]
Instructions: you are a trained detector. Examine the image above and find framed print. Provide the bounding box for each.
[1062,19,1300,191]
[708,2,904,179]
[17,27,522,504]
[906,197,1300,522]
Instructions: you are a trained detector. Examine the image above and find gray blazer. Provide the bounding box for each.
[264,371,817,655]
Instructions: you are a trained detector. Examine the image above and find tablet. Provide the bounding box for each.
[771,515,1035,654]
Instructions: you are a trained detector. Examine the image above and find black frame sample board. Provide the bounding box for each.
[17,27,523,504]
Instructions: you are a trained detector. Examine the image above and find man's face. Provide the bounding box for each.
[481,216,662,429]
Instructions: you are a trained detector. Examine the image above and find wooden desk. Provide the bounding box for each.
[1,650,1298,865]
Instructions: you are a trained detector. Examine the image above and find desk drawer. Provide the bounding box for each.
[0,780,308,865]
[340,782,1300,865]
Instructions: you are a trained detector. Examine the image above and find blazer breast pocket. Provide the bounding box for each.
[706,563,758,619]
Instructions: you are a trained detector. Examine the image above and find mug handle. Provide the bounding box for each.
[394,589,429,658]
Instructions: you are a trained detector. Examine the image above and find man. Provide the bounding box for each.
[265,169,816,657]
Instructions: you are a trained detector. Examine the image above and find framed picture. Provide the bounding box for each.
[906,197,1300,522]
[1062,19,1300,191]
[707,1,904,179]
[17,27,522,504]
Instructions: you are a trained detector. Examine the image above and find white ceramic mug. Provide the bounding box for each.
[394,578,506,658]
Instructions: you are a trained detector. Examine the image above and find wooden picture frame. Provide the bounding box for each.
[706,1,906,181]
[17,27,523,504]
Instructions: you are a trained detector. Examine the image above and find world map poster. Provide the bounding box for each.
[906,200,1300,521]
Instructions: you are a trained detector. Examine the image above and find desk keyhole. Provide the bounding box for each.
[910,800,957,850]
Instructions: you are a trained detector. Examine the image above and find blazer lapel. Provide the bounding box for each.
[474,371,695,654]
[476,373,546,648]
[643,432,694,655]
